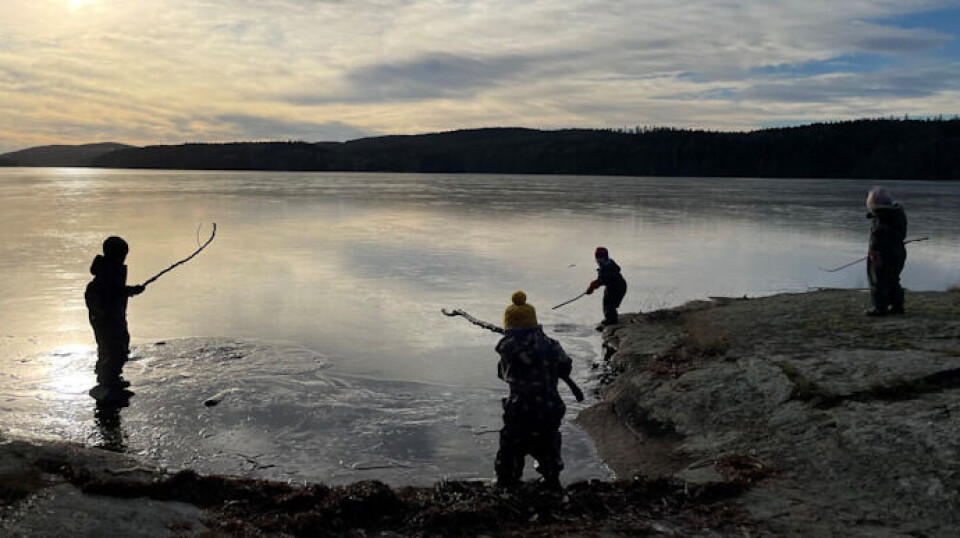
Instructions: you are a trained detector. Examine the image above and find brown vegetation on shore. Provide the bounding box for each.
[0,438,749,536]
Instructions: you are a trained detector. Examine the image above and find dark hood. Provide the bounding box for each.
[90,254,125,276]
[90,255,107,276]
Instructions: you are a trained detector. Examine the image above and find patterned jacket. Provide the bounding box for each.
[495,326,572,399]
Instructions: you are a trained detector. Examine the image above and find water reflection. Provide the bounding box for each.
[93,402,127,452]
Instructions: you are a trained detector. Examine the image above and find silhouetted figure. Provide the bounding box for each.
[85,236,144,401]
[865,187,908,316]
[585,246,627,328]
[494,291,572,490]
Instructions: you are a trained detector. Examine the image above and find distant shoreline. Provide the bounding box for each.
[3,118,959,180]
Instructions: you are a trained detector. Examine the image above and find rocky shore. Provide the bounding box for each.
[579,288,960,537]
[2,288,958,536]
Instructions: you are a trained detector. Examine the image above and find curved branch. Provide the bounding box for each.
[143,223,217,287]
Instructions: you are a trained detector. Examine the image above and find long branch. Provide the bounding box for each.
[143,223,217,287]
[818,236,928,273]
[440,308,584,401]
[441,308,504,333]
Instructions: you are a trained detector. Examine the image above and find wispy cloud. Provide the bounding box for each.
[0,0,957,150]
[212,114,375,142]
[287,53,535,104]
[743,66,960,104]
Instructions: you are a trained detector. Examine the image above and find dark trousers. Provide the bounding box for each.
[90,316,130,387]
[495,395,564,487]
[868,249,906,312]
[603,283,627,324]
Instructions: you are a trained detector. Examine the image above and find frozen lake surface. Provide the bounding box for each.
[1,169,958,484]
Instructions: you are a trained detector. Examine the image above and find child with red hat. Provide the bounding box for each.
[585,246,627,328]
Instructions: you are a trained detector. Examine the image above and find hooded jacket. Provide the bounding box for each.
[495,326,572,398]
[85,255,134,323]
[595,258,627,292]
[868,203,907,256]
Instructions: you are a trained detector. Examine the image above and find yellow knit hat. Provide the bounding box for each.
[504,290,538,329]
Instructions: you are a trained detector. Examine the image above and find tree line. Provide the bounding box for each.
[64,118,960,180]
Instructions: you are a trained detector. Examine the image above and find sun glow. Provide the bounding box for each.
[68,0,95,8]
[45,345,97,395]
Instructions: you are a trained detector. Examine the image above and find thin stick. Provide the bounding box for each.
[819,255,868,273]
[441,308,585,402]
[818,237,929,273]
[143,223,217,287]
[551,292,587,310]
[441,308,504,334]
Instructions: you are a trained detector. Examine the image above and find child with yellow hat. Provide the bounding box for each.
[494,290,572,490]
[503,290,539,329]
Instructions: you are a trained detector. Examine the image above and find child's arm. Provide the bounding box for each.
[125,284,145,297]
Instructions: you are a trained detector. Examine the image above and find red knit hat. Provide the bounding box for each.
[594,246,608,259]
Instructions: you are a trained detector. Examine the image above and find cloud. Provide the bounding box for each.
[286,53,534,104]
[845,23,953,53]
[738,65,960,103]
[0,0,958,148]
[212,114,375,142]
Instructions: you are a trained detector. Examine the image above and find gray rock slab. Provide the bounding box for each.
[780,349,960,397]
[589,290,960,536]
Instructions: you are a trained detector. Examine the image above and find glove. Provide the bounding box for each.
[585,280,599,295]
[868,251,882,269]
[130,285,146,296]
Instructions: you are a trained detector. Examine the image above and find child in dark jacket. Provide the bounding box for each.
[585,246,627,327]
[865,187,907,316]
[494,291,572,490]
[85,236,145,396]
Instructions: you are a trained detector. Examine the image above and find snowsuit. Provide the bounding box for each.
[494,325,571,488]
[867,204,907,313]
[593,258,627,324]
[85,255,139,388]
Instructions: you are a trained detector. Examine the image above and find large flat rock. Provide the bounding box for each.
[581,289,960,536]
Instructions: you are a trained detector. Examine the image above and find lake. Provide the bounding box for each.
[1,168,958,485]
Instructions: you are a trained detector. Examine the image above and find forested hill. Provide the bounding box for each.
[87,118,959,179]
[1,142,133,167]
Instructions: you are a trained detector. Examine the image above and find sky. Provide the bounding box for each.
[0,0,958,153]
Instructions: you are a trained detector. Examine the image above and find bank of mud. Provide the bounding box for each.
[3,288,958,536]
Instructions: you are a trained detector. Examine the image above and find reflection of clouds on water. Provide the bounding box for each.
[345,242,514,291]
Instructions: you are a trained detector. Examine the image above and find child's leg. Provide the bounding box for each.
[530,429,563,488]
[96,325,128,388]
